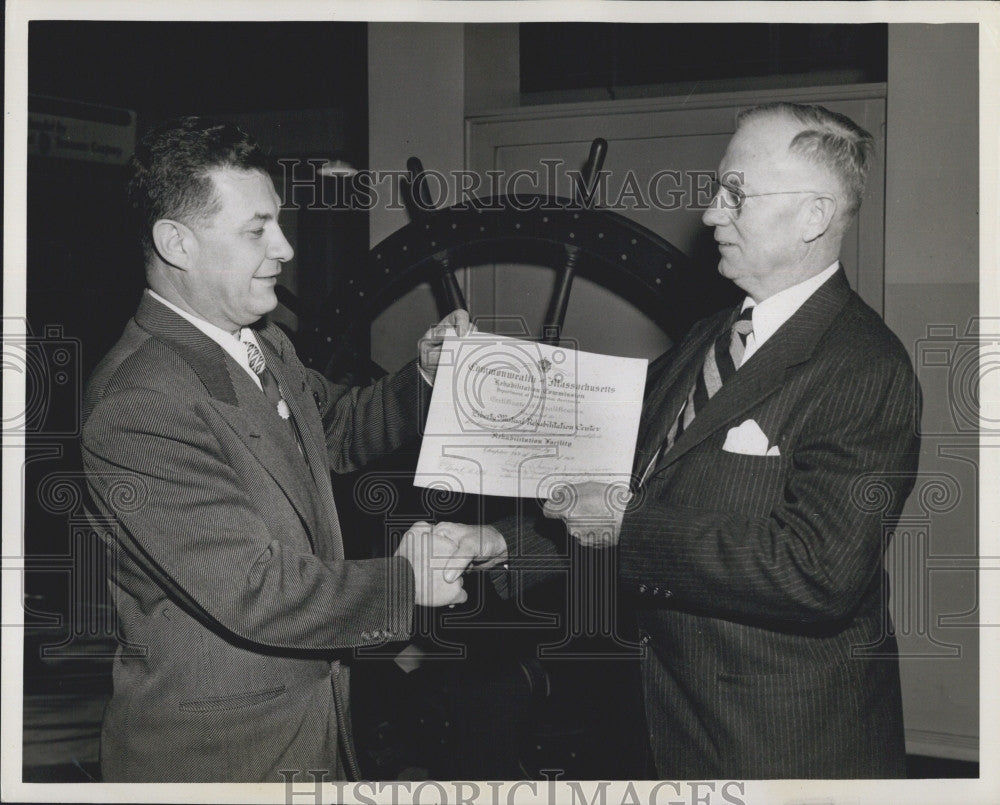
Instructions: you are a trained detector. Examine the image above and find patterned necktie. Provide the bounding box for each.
[243,335,306,460]
[641,305,754,483]
[669,305,755,448]
[244,339,289,418]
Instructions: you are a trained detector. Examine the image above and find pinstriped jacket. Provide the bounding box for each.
[503,268,921,778]
[81,293,420,782]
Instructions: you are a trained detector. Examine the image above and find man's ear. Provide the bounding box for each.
[801,194,838,243]
[151,219,198,269]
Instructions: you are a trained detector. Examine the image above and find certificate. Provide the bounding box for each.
[415,332,648,498]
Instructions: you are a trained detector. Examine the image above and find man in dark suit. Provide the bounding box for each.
[81,117,505,782]
[440,102,921,778]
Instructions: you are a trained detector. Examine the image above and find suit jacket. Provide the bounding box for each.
[501,268,921,779]
[81,293,421,782]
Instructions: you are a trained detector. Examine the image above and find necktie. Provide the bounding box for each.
[244,338,289,417]
[243,336,306,459]
[669,305,754,448]
[641,305,754,483]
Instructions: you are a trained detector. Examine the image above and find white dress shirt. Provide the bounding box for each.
[147,289,263,391]
[738,261,840,367]
[638,261,840,484]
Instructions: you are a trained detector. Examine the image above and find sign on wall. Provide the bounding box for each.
[28,96,136,166]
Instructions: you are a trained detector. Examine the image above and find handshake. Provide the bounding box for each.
[394,521,508,607]
[394,482,631,607]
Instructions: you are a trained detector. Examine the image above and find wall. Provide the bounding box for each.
[883,23,979,760]
[368,23,518,370]
[367,24,464,371]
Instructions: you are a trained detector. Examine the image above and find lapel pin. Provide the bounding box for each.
[277,399,291,420]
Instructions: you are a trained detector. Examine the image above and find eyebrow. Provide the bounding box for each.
[244,213,276,225]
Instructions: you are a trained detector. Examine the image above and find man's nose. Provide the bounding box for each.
[269,227,295,262]
[701,193,729,227]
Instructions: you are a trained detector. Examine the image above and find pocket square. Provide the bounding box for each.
[722,419,780,456]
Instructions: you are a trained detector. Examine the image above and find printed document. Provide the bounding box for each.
[415,332,647,498]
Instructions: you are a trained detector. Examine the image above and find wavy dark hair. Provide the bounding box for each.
[128,116,269,263]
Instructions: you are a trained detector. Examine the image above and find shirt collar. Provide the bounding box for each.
[146,289,261,388]
[147,289,240,345]
[741,261,840,348]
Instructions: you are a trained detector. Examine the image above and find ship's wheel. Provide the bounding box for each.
[287,142,733,384]
[279,142,732,781]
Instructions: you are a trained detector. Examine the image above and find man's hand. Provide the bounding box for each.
[395,521,468,607]
[432,522,508,583]
[542,481,632,548]
[418,308,473,384]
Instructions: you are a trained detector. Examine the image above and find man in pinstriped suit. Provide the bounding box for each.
[444,103,921,778]
[81,117,505,782]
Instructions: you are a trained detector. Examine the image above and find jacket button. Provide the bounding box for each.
[652,587,660,597]
[663,590,673,598]
[638,584,648,594]
[639,631,651,646]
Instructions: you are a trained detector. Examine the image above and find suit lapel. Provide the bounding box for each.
[255,328,345,561]
[647,268,853,477]
[210,378,328,552]
[633,310,729,476]
[135,294,327,549]
[255,327,329,479]
[134,293,240,405]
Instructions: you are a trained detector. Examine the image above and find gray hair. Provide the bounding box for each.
[736,102,876,217]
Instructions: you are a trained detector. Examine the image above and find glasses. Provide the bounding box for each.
[706,179,823,219]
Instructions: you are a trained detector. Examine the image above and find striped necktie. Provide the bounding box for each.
[641,305,754,483]
[243,335,307,460]
[668,305,755,449]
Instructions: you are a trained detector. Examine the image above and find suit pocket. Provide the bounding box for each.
[668,448,786,516]
[716,669,827,688]
[179,685,287,713]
